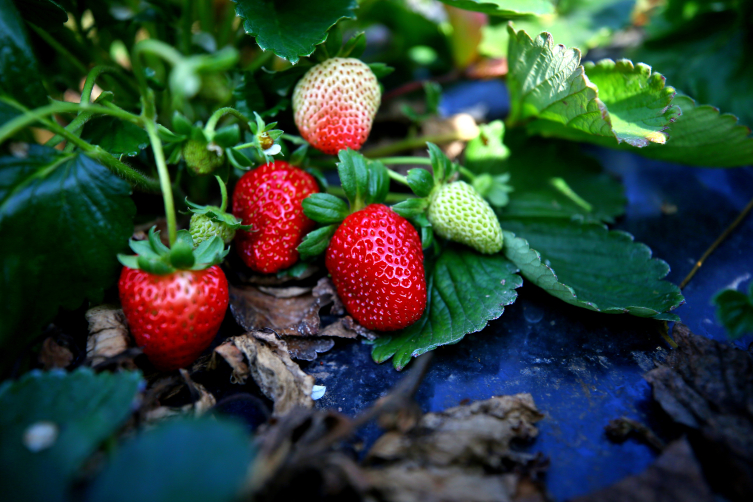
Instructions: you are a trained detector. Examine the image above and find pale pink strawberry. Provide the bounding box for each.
[292,57,381,155]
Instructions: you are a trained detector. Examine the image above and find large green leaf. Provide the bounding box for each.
[480,0,636,58]
[507,26,679,147]
[501,219,684,320]
[438,0,554,17]
[81,116,149,157]
[87,418,256,502]
[0,368,142,502]
[634,9,753,130]
[635,95,753,167]
[232,0,357,64]
[492,136,626,223]
[0,0,47,109]
[712,283,753,340]
[372,245,522,370]
[0,146,136,369]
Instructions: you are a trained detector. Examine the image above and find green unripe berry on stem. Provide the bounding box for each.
[182,138,224,175]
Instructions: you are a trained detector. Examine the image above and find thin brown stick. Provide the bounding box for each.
[680,195,753,290]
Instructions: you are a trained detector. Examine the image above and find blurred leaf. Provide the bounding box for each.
[0,146,136,371]
[507,27,679,147]
[634,9,753,129]
[13,0,68,29]
[233,0,357,63]
[81,117,149,157]
[438,0,555,17]
[0,0,47,108]
[464,120,510,172]
[372,245,522,370]
[501,219,684,320]
[87,418,255,502]
[480,0,636,58]
[713,283,753,340]
[0,368,142,502]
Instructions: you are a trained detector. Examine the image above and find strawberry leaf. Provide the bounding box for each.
[232,0,358,64]
[0,368,142,502]
[437,0,555,17]
[372,245,522,370]
[500,218,684,321]
[0,147,136,371]
[712,283,753,340]
[628,95,753,167]
[80,117,149,157]
[507,26,679,147]
[0,0,47,109]
[86,418,255,502]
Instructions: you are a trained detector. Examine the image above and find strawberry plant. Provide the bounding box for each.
[1,1,753,500]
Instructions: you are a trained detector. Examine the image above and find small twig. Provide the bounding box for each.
[383,71,460,102]
[680,195,753,290]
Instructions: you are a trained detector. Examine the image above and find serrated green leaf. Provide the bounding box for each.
[81,117,149,157]
[372,246,522,370]
[712,284,753,340]
[87,418,255,502]
[438,0,555,17]
[633,95,753,167]
[480,0,636,59]
[232,0,357,64]
[498,135,626,223]
[501,219,684,320]
[0,368,142,502]
[406,168,435,198]
[298,224,337,259]
[633,9,753,130]
[13,0,68,30]
[507,26,679,147]
[302,193,349,224]
[0,0,46,109]
[0,147,135,371]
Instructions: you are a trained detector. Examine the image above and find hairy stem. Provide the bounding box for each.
[205,107,250,136]
[145,120,178,245]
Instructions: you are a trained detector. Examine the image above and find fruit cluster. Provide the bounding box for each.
[117,56,502,371]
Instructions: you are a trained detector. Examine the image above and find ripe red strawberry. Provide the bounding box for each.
[232,161,319,273]
[325,204,427,331]
[119,266,228,370]
[292,57,381,155]
[117,228,230,371]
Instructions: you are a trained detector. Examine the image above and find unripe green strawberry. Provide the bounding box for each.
[427,181,503,254]
[189,213,236,245]
[292,57,381,155]
[183,138,223,175]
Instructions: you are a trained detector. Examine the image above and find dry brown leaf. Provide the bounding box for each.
[217,332,314,416]
[38,336,73,370]
[84,305,134,366]
[143,372,216,423]
[572,439,713,502]
[214,341,250,384]
[319,316,378,341]
[227,260,319,286]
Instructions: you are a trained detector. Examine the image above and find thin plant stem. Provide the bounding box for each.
[216,175,228,212]
[459,166,477,182]
[205,107,249,135]
[363,132,464,158]
[378,156,431,166]
[81,66,121,105]
[386,169,408,186]
[145,119,178,245]
[680,195,753,290]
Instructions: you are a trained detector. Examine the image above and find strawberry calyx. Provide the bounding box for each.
[297,149,389,259]
[184,176,251,233]
[118,226,228,275]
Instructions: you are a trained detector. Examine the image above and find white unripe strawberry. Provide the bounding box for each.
[292,57,381,155]
[427,181,503,254]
